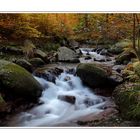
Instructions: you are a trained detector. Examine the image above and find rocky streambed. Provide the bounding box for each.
[0,42,139,127]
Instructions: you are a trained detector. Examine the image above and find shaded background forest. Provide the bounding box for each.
[0,13,136,44]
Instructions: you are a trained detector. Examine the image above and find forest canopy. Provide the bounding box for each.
[0,13,137,43]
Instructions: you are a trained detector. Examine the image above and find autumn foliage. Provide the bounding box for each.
[0,13,139,43]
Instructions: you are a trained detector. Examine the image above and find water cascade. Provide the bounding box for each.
[9,71,109,127]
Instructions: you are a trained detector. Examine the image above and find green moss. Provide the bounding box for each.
[43,42,60,52]
[114,82,140,120]
[0,60,42,100]
[77,63,109,77]
[76,63,112,88]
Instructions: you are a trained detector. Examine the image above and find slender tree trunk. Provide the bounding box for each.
[133,14,137,54]
[134,14,140,61]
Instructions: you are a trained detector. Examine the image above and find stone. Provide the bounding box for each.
[58,47,80,63]
[85,56,92,60]
[57,95,76,104]
[0,46,23,55]
[115,51,136,65]
[76,63,120,88]
[0,60,42,101]
[34,49,49,63]
[34,67,64,83]
[29,58,45,68]
[34,70,56,83]
[14,59,33,72]
[69,40,79,50]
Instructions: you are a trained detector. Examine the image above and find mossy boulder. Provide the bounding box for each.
[108,40,132,55]
[108,46,123,55]
[113,82,140,120]
[115,51,136,65]
[0,60,42,101]
[76,63,123,88]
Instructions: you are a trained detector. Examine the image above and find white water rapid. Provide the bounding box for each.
[10,71,108,127]
[80,48,106,61]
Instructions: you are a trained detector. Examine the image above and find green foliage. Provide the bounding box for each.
[114,82,140,120]
[0,13,137,43]
[13,22,41,39]
[133,61,140,78]
[43,42,60,52]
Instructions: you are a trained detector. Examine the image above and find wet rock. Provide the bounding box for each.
[0,46,23,55]
[14,59,33,72]
[64,76,71,81]
[77,63,109,88]
[47,67,64,77]
[34,67,64,83]
[29,57,45,68]
[75,49,82,55]
[94,58,106,62]
[34,49,49,63]
[77,107,118,126]
[66,68,76,75]
[0,60,42,101]
[84,98,103,107]
[85,56,92,60]
[77,63,116,87]
[34,70,56,83]
[94,88,115,97]
[48,52,58,63]
[99,49,113,57]
[58,47,80,63]
[58,95,76,104]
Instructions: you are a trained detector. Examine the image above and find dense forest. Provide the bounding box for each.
[1,13,140,127]
[0,13,137,42]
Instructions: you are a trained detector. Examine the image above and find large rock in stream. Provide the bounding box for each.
[0,60,42,101]
[57,47,80,63]
[76,63,123,88]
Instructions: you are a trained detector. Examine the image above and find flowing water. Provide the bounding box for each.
[7,48,116,127]
[8,71,109,127]
[79,48,115,66]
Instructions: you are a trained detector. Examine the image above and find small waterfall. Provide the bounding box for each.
[80,48,106,61]
[9,71,108,127]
